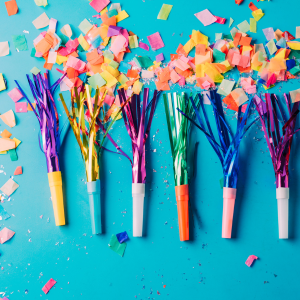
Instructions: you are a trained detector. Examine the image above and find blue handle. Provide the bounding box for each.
[87,180,102,234]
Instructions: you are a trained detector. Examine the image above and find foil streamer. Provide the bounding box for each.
[178,90,257,189]
[60,85,126,182]
[15,72,64,173]
[254,93,300,188]
[117,88,159,184]
[164,92,199,186]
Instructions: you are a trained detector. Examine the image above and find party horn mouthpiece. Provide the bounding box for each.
[276,187,289,239]
[48,171,65,226]
[132,183,145,237]
[87,180,102,235]
[175,184,189,241]
[222,187,237,238]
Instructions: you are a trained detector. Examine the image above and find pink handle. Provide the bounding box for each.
[222,187,237,239]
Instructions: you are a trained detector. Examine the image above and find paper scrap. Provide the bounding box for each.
[42,278,56,294]
[8,87,23,103]
[296,27,300,39]
[147,32,164,50]
[217,79,235,96]
[116,231,129,243]
[0,205,11,220]
[263,27,275,41]
[0,178,19,196]
[5,0,18,16]
[0,138,15,152]
[245,255,258,267]
[61,24,72,38]
[237,20,250,33]
[15,102,28,113]
[78,19,93,35]
[14,166,22,175]
[34,0,47,6]
[194,9,217,26]
[0,110,16,127]
[1,129,12,138]
[290,89,300,103]
[0,227,15,244]
[32,13,50,29]
[157,4,173,20]
[0,41,10,57]
[0,73,6,91]
[90,0,110,13]
[31,67,41,75]
[88,73,106,89]
[250,18,257,33]
[229,18,234,28]
[12,35,28,51]
[108,234,126,257]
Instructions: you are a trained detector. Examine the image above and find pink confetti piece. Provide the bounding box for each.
[15,102,28,113]
[245,255,258,267]
[0,227,15,244]
[147,32,165,51]
[8,87,23,103]
[215,16,226,24]
[42,278,56,294]
[139,42,150,51]
[89,0,110,13]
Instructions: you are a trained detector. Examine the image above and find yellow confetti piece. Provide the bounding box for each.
[78,34,90,51]
[100,70,118,88]
[116,10,129,23]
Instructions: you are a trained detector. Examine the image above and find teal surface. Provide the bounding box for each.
[1,0,300,299]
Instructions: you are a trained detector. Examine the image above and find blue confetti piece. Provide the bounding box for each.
[0,205,11,221]
[116,231,129,243]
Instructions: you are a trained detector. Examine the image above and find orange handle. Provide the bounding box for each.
[175,184,189,241]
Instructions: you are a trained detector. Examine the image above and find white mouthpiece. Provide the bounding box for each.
[132,183,145,237]
[276,187,289,239]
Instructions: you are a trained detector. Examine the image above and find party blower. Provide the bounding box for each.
[15,72,67,226]
[254,93,300,239]
[178,90,257,239]
[60,85,125,234]
[117,88,159,237]
[164,92,200,241]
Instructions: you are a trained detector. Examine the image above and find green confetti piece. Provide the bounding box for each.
[157,4,173,20]
[108,234,127,257]
[133,56,153,68]
[237,20,250,33]
[217,79,235,96]
[8,149,18,161]
[229,18,234,28]
[129,35,139,49]
[78,19,93,35]
[87,73,106,89]
[12,35,28,51]
[108,60,119,69]
[250,18,257,33]
[219,177,224,189]
[213,49,226,63]
[30,67,41,75]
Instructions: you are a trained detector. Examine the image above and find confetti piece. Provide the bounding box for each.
[116,231,129,243]
[15,102,28,113]
[78,19,93,35]
[194,9,217,26]
[8,87,23,103]
[14,166,22,175]
[0,129,12,138]
[5,0,18,16]
[237,20,250,33]
[0,205,11,220]
[42,278,57,294]
[0,138,15,152]
[32,12,50,29]
[0,73,6,91]
[108,234,127,257]
[245,255,258,267]
[0,110,16,127]
[217,79,235,96]
[157,4,173,20]
[147,32,164,50]
[12,35,28,51]
[0,227,15,244]
[229,18,234,28]
[263,27,275,41]
[30,67,41,75]
[61,24,72,38]
[0,178,19,196]
[0,41,9,57]
[90,0,110,13]
[34,0,48,6]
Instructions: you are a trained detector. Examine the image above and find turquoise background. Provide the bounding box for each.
[1,0,300,299]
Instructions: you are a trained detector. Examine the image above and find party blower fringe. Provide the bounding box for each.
[15,72,66,226]
[178,90,257,239]
[164,92,200,241]
[116,88,159,237]
[254,93,300,239]
[59,84,126,234]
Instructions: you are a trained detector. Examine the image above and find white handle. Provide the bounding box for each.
[132,183,145,237]
[276,188,289,239]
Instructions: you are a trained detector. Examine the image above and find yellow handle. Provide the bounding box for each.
[48,171,65,226]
